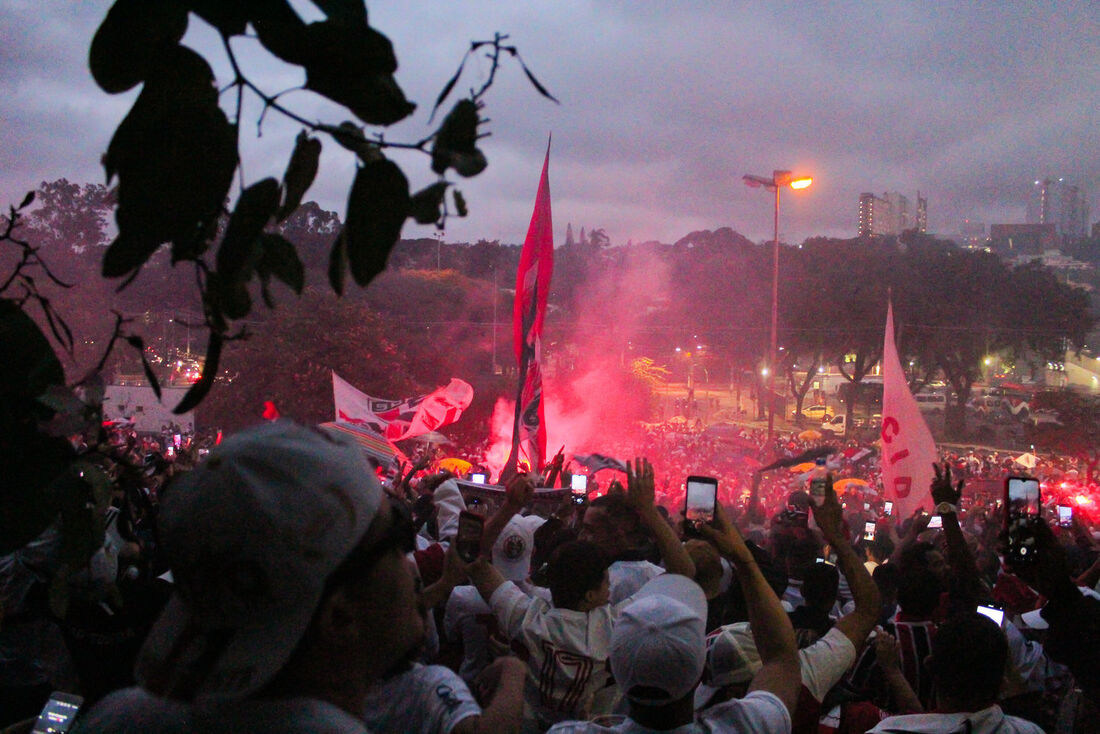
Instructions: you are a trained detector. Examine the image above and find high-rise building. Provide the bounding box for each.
[1027,178,1089,241]
[858,191,927,237]
[883,192,911,232]
[858,193,887,237]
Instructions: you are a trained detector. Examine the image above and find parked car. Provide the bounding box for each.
[793,404,833,421]
[914,392,946,415]
[821,414,846,435]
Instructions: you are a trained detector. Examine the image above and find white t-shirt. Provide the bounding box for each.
[868,704,1043,734]
[489,580,626,727]
[362,663,481,734]
[694,625,856,711]
[74,687,369,734]
[547,690,791,734]
[445,582,549,685]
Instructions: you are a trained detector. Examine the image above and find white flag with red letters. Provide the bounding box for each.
[880,301,937,519]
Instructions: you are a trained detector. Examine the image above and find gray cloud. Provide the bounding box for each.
[2,1,1097,246]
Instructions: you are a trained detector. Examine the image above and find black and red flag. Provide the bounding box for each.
[506,141,553,474]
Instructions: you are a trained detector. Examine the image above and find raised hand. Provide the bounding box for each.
[624,457,656,512]
[811,473,846,542]
[931,462,963,506]
[504,472,535,511]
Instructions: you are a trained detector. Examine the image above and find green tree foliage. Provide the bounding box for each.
[199,288,419,431]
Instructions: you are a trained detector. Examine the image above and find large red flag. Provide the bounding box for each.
[880,301,937,519]
[507,142,553,472]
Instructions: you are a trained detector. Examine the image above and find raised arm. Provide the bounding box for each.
[625,458,695,579]
[931,463,982,608]
[480,474,534,556]
[701,503,800,715]
[813,475,880,652]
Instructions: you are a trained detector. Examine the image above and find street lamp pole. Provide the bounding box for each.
[743,170,813,450]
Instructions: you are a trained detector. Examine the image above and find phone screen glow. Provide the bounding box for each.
[685,480,717,522]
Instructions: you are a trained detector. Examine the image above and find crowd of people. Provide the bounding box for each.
[2,417,1100,733]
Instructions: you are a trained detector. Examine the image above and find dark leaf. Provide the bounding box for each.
[174,331,222,413]
[429,54,467,123]
[450,149,487,178]
[179,0,251,36]
[329,122,381,160]
[251,0,310,65]
[101,233,160,278]
[408,182,449,225]
[89,0,189,94]
[40,301,74,354]
[278,132,322,221]
[453,189,467,217]
[302,20,415,125]
[37,385,90,438]
[126,335,163,400]
[516,55,560,104]
[104,46,237,277]
[221,281,252,320]
[0,299,66,414]
[328,228,348,296]
[216,177,279,284]
[259,233,305,294]
[344,160,409,286]
[310,0,366,25]
[431,100,487,177]
[18,191,34,210]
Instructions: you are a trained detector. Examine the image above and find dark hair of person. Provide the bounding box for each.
[868,535,895,561]
[896,566,943,617]
[872,562,901,595]
[546,540,610,609]
[898,541,937,574]
[801,561,840,610]
[929,613,1007,709]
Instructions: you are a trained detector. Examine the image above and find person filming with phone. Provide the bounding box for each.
[462,459,696,729]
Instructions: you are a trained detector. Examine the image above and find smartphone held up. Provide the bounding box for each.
[1004,476,1042,565]
[456,510,484,564]
[684,475,718,536]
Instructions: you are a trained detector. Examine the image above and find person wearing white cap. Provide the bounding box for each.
[445,513,545,685]
[465,459,698,730]
[547,501,799,733]
[75,421,426,734]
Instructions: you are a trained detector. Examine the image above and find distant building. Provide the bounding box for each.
[858,193,887,237]
[858,191,927,237]
[1027,178,1089,241]
[989,223,1058,256]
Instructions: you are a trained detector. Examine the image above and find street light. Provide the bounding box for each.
[742,169,813,448]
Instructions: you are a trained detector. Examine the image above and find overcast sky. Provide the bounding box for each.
[3,1,1099,246]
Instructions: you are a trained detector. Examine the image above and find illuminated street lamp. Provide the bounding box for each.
[742,170,813,447]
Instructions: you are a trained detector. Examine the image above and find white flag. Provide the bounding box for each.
[880,302,937,519]
[333,372,473,441]
[393,378,475,440]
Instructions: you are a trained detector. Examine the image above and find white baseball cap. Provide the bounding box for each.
[702,621,761,686]
[136,421,383,702]
[610,574,708,705]
[492,516,535,581]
